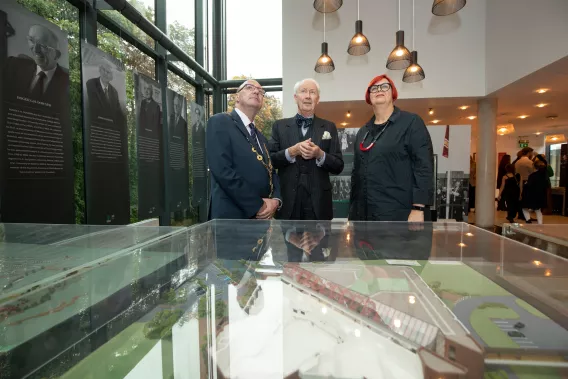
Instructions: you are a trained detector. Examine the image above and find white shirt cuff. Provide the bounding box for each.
[285,148,296,163]
[316,152,326,167]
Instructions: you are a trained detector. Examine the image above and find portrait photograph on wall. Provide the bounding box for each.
[81,41,129,225]
[190,101,206,207]
[166,88,189,211]
[427,125,472,222]
[134,72,163,221]
[0,0,74,223]
[337,127,358,154]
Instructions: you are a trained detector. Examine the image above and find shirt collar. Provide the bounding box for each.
[35,64,57,84]
[365,106,401,127]
[99,77,109,91]
[296,113,314,119]
[235,107,254,129]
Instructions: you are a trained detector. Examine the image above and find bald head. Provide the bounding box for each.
[27,24,61,71]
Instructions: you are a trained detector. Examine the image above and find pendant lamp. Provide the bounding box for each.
[314,0,342,13]
[347,0,370,56]
[403,0,425,82]
[315,11,335,73]
[432,0,466,16]
[386,0,410,69]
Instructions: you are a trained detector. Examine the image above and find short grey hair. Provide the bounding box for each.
[294,78,320,95]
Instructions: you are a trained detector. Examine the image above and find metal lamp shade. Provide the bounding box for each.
[315,42,335,73]
[348,21,371,56]
[313,0,343,13]
[403,51,425,83]
[432,0,466,16]
[386,30,411,70]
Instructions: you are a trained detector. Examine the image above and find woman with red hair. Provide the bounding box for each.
[348,75,434,224]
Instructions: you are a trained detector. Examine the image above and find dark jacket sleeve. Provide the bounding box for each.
[408,116,434,206]
[206,114,263,217]
[268,121,292,169]
[321,122,344,175]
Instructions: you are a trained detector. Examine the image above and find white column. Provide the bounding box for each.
[475,98,497,228]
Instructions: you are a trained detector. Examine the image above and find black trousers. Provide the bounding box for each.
[290,184,316,220]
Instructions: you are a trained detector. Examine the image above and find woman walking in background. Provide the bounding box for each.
[521,155,549,224]
[496,154,511,211]
[497,164,520,223]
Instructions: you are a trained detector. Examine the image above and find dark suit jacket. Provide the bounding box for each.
[269,116,344,220]
[169,114,187,139]
[86,77,124,126]
[206,109,282,219]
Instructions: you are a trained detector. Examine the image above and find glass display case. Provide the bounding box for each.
[1,221,568,378]
[502,223,568,259]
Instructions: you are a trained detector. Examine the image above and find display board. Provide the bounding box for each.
[81,42,129,225]
[166,88,189,211]
[0,0,73,223]
[190,102,206,206]
[134,72,164,220]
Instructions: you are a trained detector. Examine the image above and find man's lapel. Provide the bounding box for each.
[95,77,106,107]
[230,109,252,142]
[311,116,326,147]
[285,117,300,147]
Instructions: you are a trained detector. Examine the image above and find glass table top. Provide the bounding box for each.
[1,220,567,379]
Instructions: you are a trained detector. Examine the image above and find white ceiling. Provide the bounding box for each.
[316,56,568,137]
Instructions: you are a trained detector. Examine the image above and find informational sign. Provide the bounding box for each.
[166,88,189,211]
[134,72,163,220]
[81,41,129,225]
[190,102,206,206]
[0,0,73,223]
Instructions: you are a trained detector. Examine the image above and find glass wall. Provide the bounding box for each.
[226,0,282,80]
[549,143,562,187]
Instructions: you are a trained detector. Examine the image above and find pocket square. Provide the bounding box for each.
[322,131,332,140]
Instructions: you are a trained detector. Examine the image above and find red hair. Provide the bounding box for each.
[365,74,398,104]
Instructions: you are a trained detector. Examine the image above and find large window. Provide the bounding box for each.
[167,0,196,77]
[549,143,562,187]
[226,0,282,80]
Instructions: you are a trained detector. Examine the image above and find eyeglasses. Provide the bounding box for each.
[239,83,266,97]
[26,37,57,53]
[369,83,392,93]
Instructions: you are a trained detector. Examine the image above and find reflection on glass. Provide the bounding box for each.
[3,221,568,379]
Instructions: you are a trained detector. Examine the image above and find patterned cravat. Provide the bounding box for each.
[295,114,313,128]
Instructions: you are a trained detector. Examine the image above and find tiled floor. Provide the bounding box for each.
[468,210,568,227]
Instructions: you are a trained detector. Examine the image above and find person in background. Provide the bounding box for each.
[515,147,535,221]
[269,78,343,221]
[468,155,476,212]
[497,164,520,223]
[207,79,282,219]
[348,74,434,228]
[521,155,549,224]
[496,154,511,211]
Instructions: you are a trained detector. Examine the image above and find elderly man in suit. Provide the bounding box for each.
[269,78,344,220]
[4,24,69,110]
[206,79,282,220]
[169,93,186,139]
[86,58,124,126]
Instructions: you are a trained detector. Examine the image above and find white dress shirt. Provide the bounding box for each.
[29,65,58,93]
[235,107,264,154]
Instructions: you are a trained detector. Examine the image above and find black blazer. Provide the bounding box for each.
[269,116,344,220]
[206,109,282,219]
[86,77,124,126]
[169,114,187,139]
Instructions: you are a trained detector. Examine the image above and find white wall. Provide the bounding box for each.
[427,125,471,174]
[282,0,487,115]
[485,0,568,94]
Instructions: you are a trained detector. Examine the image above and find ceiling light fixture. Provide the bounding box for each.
[340,122,348,126]
[428,108,434,115]
[518,115,529,119]
[314,8,335,73]
[535,103,548,108]
[403,0,425,83]
[431,119,440,124]
[348,0,371,56]
[386,0,411,69]
[467,115,476,120]
[313,0,342,13]
[535,88,549,94]
[432,0,466,16]
[496,123,514,136]
[535,132,542,135]
[347,110,351,118]
[458,105,469,110]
